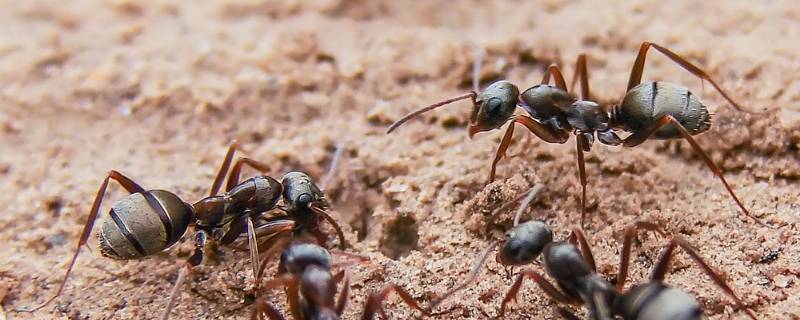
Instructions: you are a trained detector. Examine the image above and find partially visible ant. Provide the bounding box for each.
[251,242,432,320]
[424,185,756,319]
[387,42,769,228]
[14,141,347,320]
[499,224,756,320]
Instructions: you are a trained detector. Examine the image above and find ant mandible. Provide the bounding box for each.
[387,42,767,228]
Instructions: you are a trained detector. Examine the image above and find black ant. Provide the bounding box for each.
[386,42,768,228]
[424,185,756,319]
[251,242,431,320]
[499,224,756,320]
[15,141,347,320]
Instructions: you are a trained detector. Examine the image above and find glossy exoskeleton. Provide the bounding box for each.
[387,42,767,228]
[251,243,431,320]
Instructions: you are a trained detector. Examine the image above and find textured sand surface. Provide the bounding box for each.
[0,1,798,319]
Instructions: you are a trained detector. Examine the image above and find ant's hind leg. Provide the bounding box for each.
[15,170,145,312]
[622,115,766,226]
[652,236,756,320]
[625,42,759,113]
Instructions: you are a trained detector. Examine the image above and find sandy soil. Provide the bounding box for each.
[1,1,798,319]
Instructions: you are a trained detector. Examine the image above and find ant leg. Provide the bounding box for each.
[330,250,370,269]
[311,206,347,250]
[557,307,581,320]
[569,229,596,272]
[569,54,590,100]
[246,216,260,289]
[256,235,292,281]
[260,274,303,320]
[541,63,568,90]
[321,142,346,191]
[512,184,544,226]
[617,221,665,291]
[652,236,756,320]
[500,269,576,317]
[250,298,286,320]
[361,284,431,320]
[427,240,501,311]
[15,170,144,312]
[575,134,589,228]
[209,140,243,196]
[161,230,207,320]
[622,115,767,226]
[334,270,350,315]
[251,221,295,280]
[625,42,759,114]
[225,157,272,192]
[386,92,478,134]
[489,115,569,182]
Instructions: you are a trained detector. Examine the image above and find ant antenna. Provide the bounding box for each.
[321,141,346,191]
[513,184,544,226]
[385,92,477,134]
[386,46,486,134]
[489,183,545,226]
[427,240,500,311]
[473,46,485,93]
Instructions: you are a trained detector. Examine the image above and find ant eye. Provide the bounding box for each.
[484,97,502,115]
[508,244,521,257]
[298,193,312,208]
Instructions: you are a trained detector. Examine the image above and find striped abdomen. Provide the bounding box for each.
[98,190,193,259]
[618,81,711,139]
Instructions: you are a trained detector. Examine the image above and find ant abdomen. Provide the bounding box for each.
[616,282,703,320]
[98,190,192,260]
[618,81,711,139]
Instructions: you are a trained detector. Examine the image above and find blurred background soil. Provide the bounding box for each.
[0,0,798,319]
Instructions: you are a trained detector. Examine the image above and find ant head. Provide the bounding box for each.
[468,80,519,138]
[280,243,332,275]
[497,220,553,266]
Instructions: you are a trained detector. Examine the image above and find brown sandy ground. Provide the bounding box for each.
[0,1,798,319]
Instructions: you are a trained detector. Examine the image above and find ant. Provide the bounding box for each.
[386,42,767,228]
[251,242,432,320]
[15,141,347,320]
[424,185,756,319]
